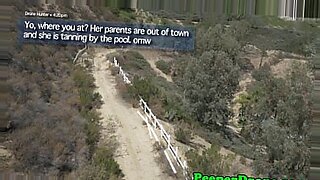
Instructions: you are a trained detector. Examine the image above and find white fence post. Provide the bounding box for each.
[164,149,177,174]
[137,111,152,139]
[114,57,119,67]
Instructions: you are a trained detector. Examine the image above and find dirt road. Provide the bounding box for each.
[92,48,172,180]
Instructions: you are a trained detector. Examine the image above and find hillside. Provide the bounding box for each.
[1,2,319,179]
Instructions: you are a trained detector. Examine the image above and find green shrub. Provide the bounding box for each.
[128,76,160,102]
[73,68,95,88]
[118,10,136,22]
[85,120,100,155]
[155,60,171,75]
[161,18,172,25]
[186,143,234,175]
[116,51,154,77]
[73,67,103,156]
[123,51,145,60]
[80,146,123,180]
[175,127,191,144]
[237,58,254,72]
[79,88,94,109]
[162,92,187,122]
[93,147,122,176]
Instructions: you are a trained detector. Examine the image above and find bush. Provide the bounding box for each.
[73,68,95,88]
[118,10,136,22]
[175,127,191,144]
[8,45,92,173]
[73,67,102,156]
[115,51,154,77]
[127,76,160,102]
[155,60,171,75]
[186,143,234,175]
[79,88,95,110]
[238,58,254,72]
[245,23,313,55]
[84,118,101,155]
[80,147,123,180]
[162,92,188,122]
[161,18,173,25]
[8,100,88,173]
[93,147,123,177]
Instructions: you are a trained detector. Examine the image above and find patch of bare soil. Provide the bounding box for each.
[230,73,253,131]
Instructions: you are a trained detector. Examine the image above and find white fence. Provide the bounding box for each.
[73,44,88,64]
[113,57,132,84]
[139,98,189,179]
[112,57,190,179]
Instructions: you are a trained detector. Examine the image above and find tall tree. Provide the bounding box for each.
[182,50,239,129]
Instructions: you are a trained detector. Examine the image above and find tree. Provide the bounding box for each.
[182,50,239,129]
[240,62,312,179]
[196,24,241,59]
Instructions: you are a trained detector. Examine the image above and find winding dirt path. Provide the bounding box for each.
[92,48,173,180]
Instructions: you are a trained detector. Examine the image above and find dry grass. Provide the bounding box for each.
[152,143,182,179]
